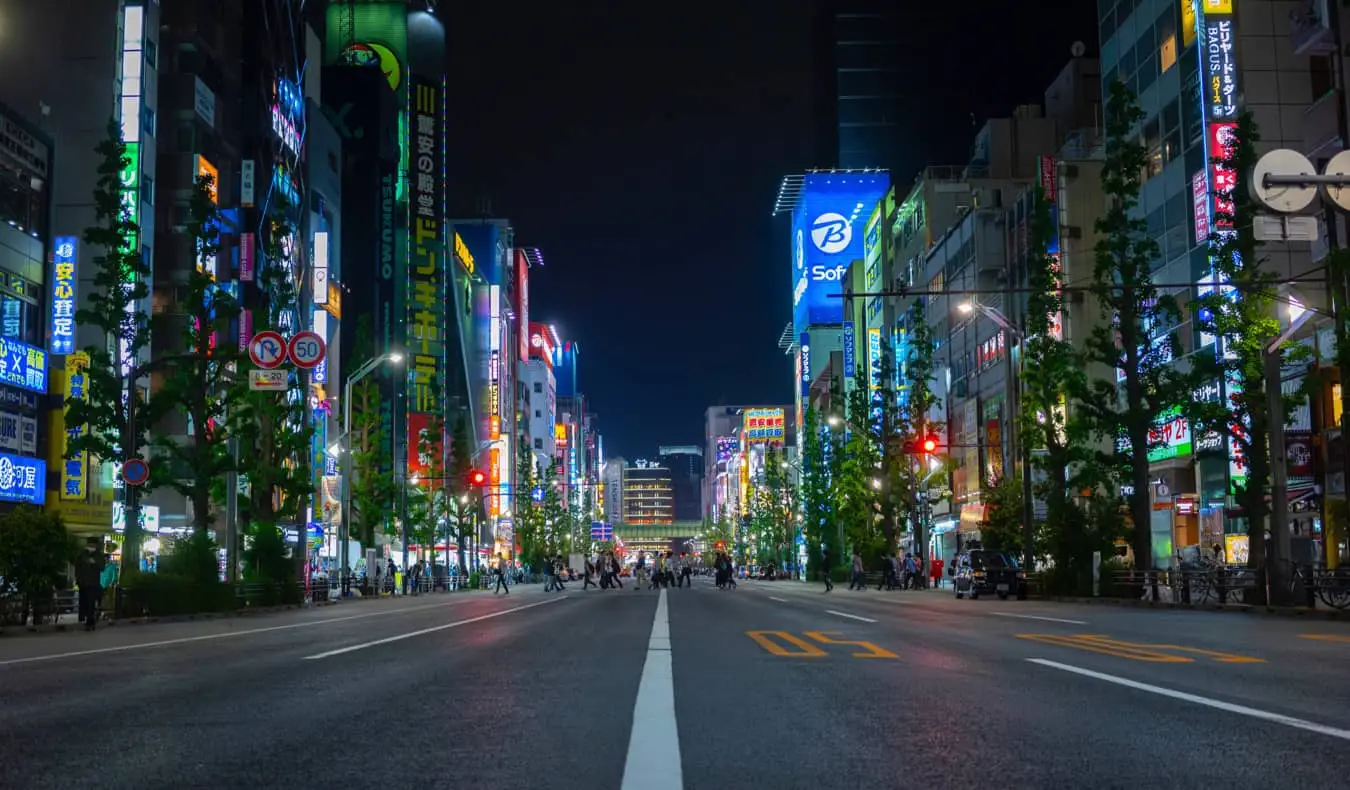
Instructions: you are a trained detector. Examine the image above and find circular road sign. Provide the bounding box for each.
[249,331,287,369]
[122,457,150,486]
[287,331,327,369]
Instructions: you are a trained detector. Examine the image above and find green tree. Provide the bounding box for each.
[66,120,156,564]
[347,315,397,550]
[0,507,76,623]
[898,301,944,570]
[447,413,475,570]
[1020,183,1092,574]
[837,365,882,560]
[226,211,313,538]
[513,436,542,568]
[699,513,735,567]
[977,476,1024,555]
[1190,111,1307,604]
[411,376,450,566]
[800,406,838,578]
[539,459,568,559]
[149,172,241,535]
[1079,81,1190,572]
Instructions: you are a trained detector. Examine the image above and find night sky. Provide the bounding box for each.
[445,3,1098,459]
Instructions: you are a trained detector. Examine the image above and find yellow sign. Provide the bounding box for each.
[1201,0,1231,13]
[554,423,567,444]
[60,353,90,501]
[454,232,475,275]
[1181,0,1197,47]
[196,155,219,203]
[324,282,342,319]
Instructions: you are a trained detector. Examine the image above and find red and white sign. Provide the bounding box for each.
[1039,155,1057,203]
[248,331,286,369]
[1192,170,1210,244]
[287,330,326,369]
[1208,122,1239,230]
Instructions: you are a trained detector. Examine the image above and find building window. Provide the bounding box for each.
[141,105,155,138]
[144,40,156,68]
[533,381,542,393]
[535,409,541,418]
[534,438,543,449]
[1160,35,1177,73]
[1311,55,1334,100]
[141,175,153,206]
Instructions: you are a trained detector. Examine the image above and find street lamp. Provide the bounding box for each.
[339,351,403,589]
[959,300,1035,575]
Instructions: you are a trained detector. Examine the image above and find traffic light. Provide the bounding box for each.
[466,469,487,487]
[715,541,725,550]
[920,435,939,454]
[903,435,941,454]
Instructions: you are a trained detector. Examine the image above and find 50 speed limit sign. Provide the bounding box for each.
[287,331,327,369]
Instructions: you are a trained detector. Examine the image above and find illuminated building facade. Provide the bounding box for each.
[622,461,674,526]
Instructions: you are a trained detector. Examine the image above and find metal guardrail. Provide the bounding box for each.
[1066,565,1350,610]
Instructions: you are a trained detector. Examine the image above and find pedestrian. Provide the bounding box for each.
[494,553,510,594]
[679,553,693,587]
[635,551,648,590]
[75,538,104,631]
[848,549,865,591]
[583,558,597,589]
[820,545,834,592]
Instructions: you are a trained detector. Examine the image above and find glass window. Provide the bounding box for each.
[1160,34,1178,72]
[144,40,156,68]
[1162,99,1180,135]
[1137,55,1158,93]
[141,175,153,205]
[1121,44,1137,78]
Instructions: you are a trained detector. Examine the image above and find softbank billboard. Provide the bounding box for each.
[791,173,889,332]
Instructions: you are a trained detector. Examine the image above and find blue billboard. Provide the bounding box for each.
[790,173,888,332]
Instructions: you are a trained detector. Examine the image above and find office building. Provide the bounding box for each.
[658,445,703,522]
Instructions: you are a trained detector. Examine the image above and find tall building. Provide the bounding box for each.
[702,405,794,522]
[811,0,903,173]
[657,445,703,522]
[622,460,673,525]
[1097,0,1316,565]
[523,321,559,473]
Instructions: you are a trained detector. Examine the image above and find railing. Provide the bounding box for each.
[1064,564,1350,610]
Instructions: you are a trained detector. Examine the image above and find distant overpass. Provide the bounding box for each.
[612,522,704,554]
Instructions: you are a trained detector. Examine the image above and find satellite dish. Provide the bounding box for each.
[1071,41,1086,57]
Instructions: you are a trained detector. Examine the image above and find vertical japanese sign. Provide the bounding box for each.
[867,327,882,391]
[312,231,329,304]
[799,332,811,399]
[407,75,443,415]
[842,321,856,378]
[50,236,77,355]
[61,352,90,500]
[239,232,255,282]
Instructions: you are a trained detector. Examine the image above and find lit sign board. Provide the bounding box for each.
[488,349,501,420]
[454,232,475,274]
[271,101,301,157]
[0,339,47,393]
[197,155,219,203]
[312,231,329,304]
[1208,122,1238,230]
[0,451,45,505]
[1147,408,1193,462]
[311,309,328,384]
[1182,0,1198,48]
[790,173,888,331]
[1204,18,1237,120]
[799,333,811,398]
[50,236,77,355]
[196,156,219,278]
[716,436,739,463]
[61,354,89,499]
[555,423,568,445]
[408,76,445,416]
[1192,170,1210,243]
[867,327,882,391]
[239,232,255,282]
[743,408,785,444]
[1202,0,1232,14]
[842,321,856,378]
[119,142,140,255]
[324,282,342,319]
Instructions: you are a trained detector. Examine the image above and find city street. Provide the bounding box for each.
[3,579,1350,789]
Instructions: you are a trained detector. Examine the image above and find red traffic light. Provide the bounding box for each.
[715,541,725,550]
[921,436,938,453]
[467,469,487,486]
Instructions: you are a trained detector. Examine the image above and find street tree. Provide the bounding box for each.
[898,301,944,568]
[1019,184,1097,579]
[67,120,157,564]
[447,412,475,571]
[348,315,397,549]
[411,378,450,566]
[1189,112,1308,604]
[0,507,76,624]
[226,210,313,539]
[539,459,568,559]
[1078,80,1190,572]
[513,434,542,568]
[977,476,1024,556]
[799,406,837,578]
[149,172,242,536]
[837,365,883,558]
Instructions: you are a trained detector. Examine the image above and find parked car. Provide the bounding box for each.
[954,550,1026,600]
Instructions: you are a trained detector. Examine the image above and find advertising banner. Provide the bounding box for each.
[743,408,785,444]
[61,355,90,500]
[0,339,47,394]
[842,321,856,378]
[799,333,811,398]
[0,451,44,504]
[408,75,445,415]
[791,173,888,331]
[50,237,77,355]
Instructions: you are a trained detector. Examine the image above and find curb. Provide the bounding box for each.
[1035,595,1350,620]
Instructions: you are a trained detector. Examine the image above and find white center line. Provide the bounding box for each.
[621,589,682,790]
[768,596,788,603]
[304,596,567,659]
[0,598,473,667]
[1029,659,1350,741]
[825,610,877,623]
[990,612,1088,625]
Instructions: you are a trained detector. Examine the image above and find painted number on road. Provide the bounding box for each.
[804,630,899,659]
[744,630,896,659]
[1017,634,1263,664]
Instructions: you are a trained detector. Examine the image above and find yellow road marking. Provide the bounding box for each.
[1300,634,1350,644]
[745,630,827,657]
[1017,634,1264,664]
[804,630,899,659]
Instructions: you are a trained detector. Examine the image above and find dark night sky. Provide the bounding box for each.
[445,3,1098,460]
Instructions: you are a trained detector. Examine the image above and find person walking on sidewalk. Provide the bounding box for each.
[820,546,834,592]
[493,553,510,595]
[634,551,648,590]
[75,538,105,631]
[679,553,693,587]
[848,549,865,591]
[583,558,598,589]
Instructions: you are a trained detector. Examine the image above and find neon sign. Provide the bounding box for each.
[50,237,77,355]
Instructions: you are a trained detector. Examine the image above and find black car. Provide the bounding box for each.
[954,550,1026,600]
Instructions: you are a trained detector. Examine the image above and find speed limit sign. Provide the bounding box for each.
[287,331,326,369]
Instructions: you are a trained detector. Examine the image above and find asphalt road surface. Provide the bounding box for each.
[3,577,1350,789]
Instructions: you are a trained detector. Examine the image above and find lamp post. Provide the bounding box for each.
[339,352,403,590]
[958,301,1034,573]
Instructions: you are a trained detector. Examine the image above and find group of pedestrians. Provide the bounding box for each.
[712,551,738,589]
[817,547,931,593]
